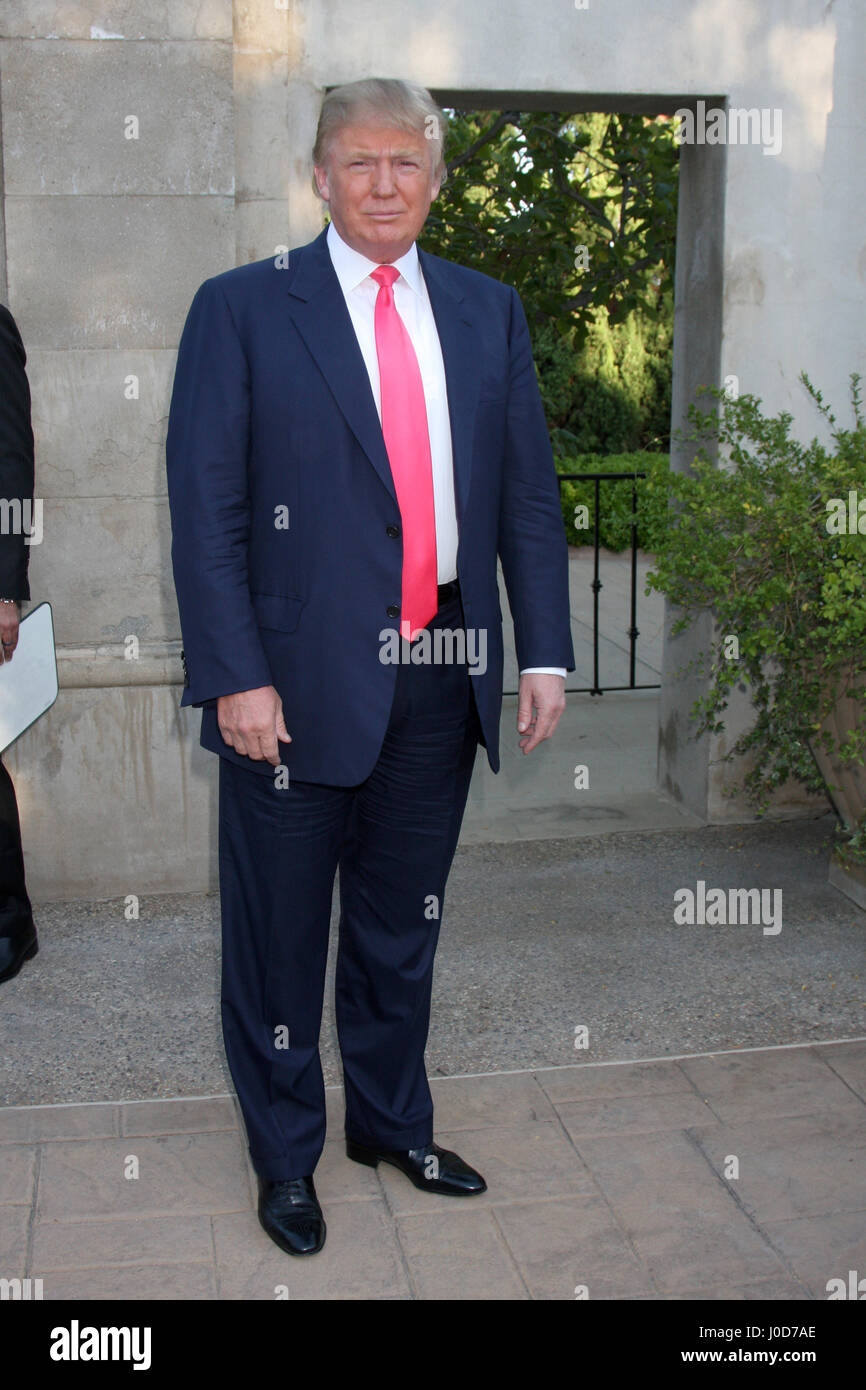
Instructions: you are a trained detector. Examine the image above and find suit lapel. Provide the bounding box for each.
[285,229,397,503]
[285,228,483,525]
[417,246,482,528]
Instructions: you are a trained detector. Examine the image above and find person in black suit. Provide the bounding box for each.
[0,303,37,984]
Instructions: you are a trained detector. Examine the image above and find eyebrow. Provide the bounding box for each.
[343,148,423,159]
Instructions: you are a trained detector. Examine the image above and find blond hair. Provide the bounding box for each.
[312,77,447,197]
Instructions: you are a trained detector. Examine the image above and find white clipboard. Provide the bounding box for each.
[0,601,58,753]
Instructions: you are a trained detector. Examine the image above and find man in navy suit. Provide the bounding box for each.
[167,78,574,1257]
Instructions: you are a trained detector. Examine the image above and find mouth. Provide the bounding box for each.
[367,211,403,220]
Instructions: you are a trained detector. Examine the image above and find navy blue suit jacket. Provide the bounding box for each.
[0,304,34,601]
[166,226,575,783]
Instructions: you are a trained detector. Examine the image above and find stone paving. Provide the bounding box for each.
[2,1041,865,1300]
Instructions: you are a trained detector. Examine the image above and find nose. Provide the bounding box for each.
[371,157,398,197]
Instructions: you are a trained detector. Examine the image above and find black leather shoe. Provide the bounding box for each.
[346,1139,487,1196]
[257,1175,326,1256]
[0,925,38,985]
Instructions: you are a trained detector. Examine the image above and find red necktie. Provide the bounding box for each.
[371,265,438,643]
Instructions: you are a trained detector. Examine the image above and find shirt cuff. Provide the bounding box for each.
[519,667,567,678]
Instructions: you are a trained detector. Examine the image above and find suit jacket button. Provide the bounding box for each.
[386,524,400,538]
[386,604,400,619]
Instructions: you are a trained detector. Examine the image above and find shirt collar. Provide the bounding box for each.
[326,219,424,297]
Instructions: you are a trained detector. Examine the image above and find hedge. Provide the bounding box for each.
[553,450,671,551]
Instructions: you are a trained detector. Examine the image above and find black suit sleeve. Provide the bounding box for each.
[0,303,35,601]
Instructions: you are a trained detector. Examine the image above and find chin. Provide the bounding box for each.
[367,230,410,254]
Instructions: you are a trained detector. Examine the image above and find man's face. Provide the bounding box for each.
[314,120,441,263]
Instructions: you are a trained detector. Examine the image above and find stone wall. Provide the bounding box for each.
[0,1,862,897]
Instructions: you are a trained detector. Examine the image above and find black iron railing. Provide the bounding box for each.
[503,471,661,697]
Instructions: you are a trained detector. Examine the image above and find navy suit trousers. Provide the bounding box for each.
[0,755,33,938]
[217,591,481,1179]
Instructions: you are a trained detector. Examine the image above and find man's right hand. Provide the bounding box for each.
[216,685,290,765]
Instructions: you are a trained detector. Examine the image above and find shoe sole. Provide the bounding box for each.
[0,938,38,986]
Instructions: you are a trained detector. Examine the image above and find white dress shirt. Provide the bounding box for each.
[325,220,566,680]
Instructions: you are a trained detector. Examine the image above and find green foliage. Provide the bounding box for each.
[421,109,676,453]
[535,303,673,455]
[553,451,671,550]
[423,109,678,342]
[646,375,866,862]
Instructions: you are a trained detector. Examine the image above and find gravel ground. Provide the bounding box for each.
[1,813,863,1106]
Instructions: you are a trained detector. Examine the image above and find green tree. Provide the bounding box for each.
[423,110,677,328]
[422,109,677,457]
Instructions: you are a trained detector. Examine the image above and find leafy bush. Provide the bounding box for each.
[553,450,671,550]
[646,374,866,865]
[535,298,673,456]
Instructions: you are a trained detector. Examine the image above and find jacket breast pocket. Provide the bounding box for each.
[250,592,305,633]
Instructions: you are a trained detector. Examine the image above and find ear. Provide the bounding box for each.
[313,164,330,201]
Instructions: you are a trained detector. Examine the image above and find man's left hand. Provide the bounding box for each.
[516,672,566,754]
